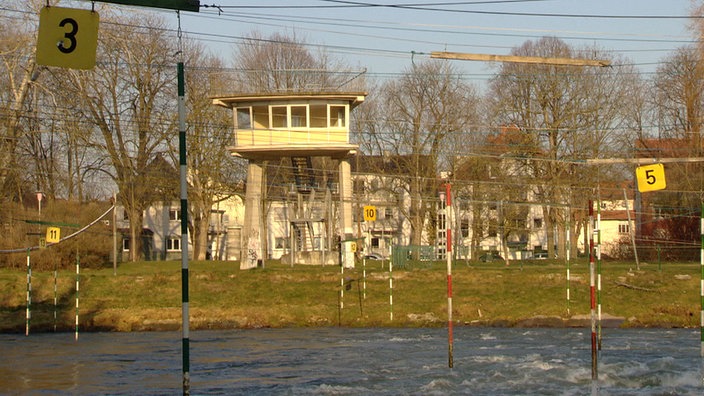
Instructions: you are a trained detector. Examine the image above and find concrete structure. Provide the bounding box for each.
[213,92,367,269]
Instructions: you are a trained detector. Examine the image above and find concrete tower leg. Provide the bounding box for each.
[338,158,355,268]
[242,160,263,270]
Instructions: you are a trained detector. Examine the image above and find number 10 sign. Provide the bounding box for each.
[37,6,99,70]
[636,163,666,193]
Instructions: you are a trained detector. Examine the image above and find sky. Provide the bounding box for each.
[18,0,702,84]
[164,0,699,83]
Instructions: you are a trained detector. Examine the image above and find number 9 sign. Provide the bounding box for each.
[636,163,666,192]
[37,7,99,70]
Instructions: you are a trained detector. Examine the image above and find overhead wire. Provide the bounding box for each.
[0,3,695,79]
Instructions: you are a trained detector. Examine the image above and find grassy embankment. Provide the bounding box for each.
[0,258,700,333]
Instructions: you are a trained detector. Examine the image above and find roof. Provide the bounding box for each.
[212,92,367,109]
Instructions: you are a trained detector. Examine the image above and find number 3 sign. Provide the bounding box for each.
[37,7,99,70]
[636,163,666,192]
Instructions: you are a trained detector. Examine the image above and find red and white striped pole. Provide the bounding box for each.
[589,200,598,380]
[444,183,454,368]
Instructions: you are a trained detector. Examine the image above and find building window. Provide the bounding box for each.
[461,219,469,238]
[167,237,181,251]
[291,105,307,128]
[169,209,180,221]
[438,213,446,230]
[371,179,379,190]
[533,218,543,229]
[618,223,630,234]
[252,105,268,129]
[330,105,346,127]
[354,179,365,194]
[271,106,287,128]
[236,107,251,129]
[310,104,327,128]
[122,239,130,251]
[384,208,393,220]
[371,237,380,248]
[123,210,129,221]
[275,237,290,250]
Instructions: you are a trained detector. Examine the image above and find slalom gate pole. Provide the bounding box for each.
[597,199,602,351]
[389,256,393,321]
[566,221,570,315]
[26,248,31,336]
[700,203,704,357]
[54,261,58,332]
[357,278,363,317]
[444,183,454,369]
[340,259,344,310]
[363,257,366,300]
[177,25,191,393]
[75,250,80,341]
[589,200,598,381]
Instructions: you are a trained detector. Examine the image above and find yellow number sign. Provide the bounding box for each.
[37,6,99,70]
[46,227,61,243]
[636,163,666,192]
[363,206,377,222]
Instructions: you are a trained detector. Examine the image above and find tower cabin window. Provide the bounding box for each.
[330,105,346,128]
[310,104,327,128]
[291,105,307,128]
[252,106,268,129]
[271,106,287,128]
[235,104,348,129]
[236,108,251,129]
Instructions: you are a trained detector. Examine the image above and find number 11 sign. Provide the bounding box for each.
[37,7,99,70]
[636,163,666,192]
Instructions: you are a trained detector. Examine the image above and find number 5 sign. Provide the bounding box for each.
[37,7,99,70]
[636,163,666,192]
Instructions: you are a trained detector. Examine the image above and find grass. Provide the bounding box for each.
[0,258,701,333]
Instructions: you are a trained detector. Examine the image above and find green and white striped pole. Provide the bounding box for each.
[178,58,191,395]
[363,257,366,300]
[75,251,80,341]
[700,203,703,357]
[54,261,58,332]
[566,220,570,315]
[389,257,393,321]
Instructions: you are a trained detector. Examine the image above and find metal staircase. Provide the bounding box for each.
[291,156,316,193]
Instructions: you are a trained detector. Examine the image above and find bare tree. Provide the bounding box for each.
[230,31,362,93]
[65,13,179,261]
[360,60,480,248]
[171,42,245,260]
[0,3,43,203]
[652,46,704,150]
[487,37,637,258]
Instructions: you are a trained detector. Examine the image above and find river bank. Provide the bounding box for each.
[0,259,699,333]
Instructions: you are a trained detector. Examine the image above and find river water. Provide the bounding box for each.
[1,327,702,395]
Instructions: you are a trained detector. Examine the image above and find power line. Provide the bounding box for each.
[317,0,704,19]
